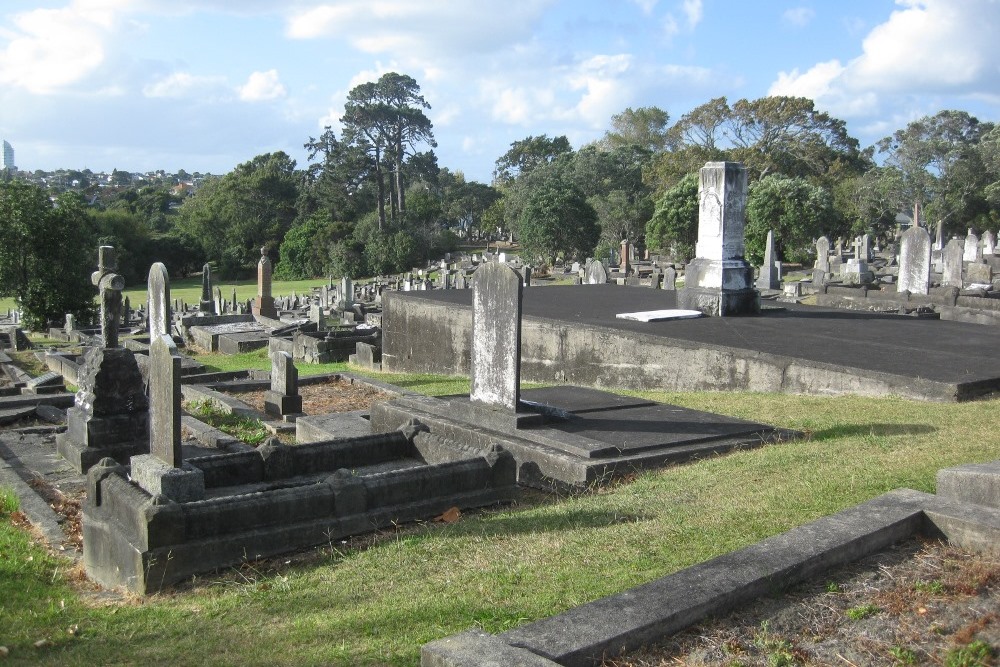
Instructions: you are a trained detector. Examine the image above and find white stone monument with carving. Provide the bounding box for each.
[677,161,760,316]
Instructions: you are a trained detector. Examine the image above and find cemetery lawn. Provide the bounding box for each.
[3,390,999,665]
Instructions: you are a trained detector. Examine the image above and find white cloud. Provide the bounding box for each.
[769,0,1000,120]
[630,0,659,15]
[0,0,131,93]
[239,69,286,102]
[782,7,815,27]
[143,71,227,98]
[682,0,703,29]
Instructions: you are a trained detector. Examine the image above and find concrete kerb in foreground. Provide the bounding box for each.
[421,482,1000,667]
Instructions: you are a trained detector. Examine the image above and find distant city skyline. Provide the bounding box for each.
[1,0,998,182]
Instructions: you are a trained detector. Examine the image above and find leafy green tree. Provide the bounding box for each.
[600,106,670,153]
[275,214,338,280]
[877,110,993,234]
[0,182,97,329]
[516,174,599,266]
[745,175,839,266]
[341,73,436,228]
[176,152,299,277]
[493,135,572,186]
[646,172,699,262]
[567,145,654,249]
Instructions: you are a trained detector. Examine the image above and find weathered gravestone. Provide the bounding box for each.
[942,238,965,288]
[814,236,831,281]
[756,229,780,290]
[964,229,981,262]
[471,262,522,412]
[663,266,677,290]
[935,220,944,251]
[147,262,171,340]
[129,334,205,502]
[264,350,302,418]
[897,226,931,295]
[92,245,125,348]
[255,247,278,318]
[983,231,996,256]
[199,263,215,314]
[585,261,609,285]
[677,161,760,316]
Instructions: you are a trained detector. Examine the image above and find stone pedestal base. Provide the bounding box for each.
[56,407,149,473]
[255,296,277,319]
[264,390,302,417]
[677,287,761,317]
[130,454,205,502]
[840,260,874,286]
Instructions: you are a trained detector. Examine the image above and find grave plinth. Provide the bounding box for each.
[677,162,760,316]
[264,350,303,418]
[255,247,278,318]
[56,347,149,473]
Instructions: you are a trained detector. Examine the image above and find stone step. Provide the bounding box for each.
[937,460,1000,509]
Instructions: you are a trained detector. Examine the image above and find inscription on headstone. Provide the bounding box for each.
[897,226,931,295]
[470,262,522,411]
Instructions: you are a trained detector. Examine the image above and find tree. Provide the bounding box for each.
[745,175,839,266]
[175,152,299,276]
[516,174,599,266]
[877,110,992,234]
[0,182,97,329]
[600,106,670,153]
[493,135,572,186]
[646,172,699,262]
[568,145,655,249]
[341,73,436,229]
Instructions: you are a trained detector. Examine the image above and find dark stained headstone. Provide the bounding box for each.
[470,262,522,411]
[200,263,215,314]
[147,262,171,339]
[149,333,182,467]
[91,245,125,348]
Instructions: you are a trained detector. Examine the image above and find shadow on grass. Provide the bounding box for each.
[811,423,937,440]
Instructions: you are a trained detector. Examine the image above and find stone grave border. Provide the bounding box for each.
[421,464,1000,667]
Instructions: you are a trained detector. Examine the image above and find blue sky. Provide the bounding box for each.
[1,0,998,183]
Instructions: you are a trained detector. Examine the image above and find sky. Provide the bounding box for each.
[1,0,998,184]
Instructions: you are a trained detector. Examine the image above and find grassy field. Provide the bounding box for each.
[2,383,997,665]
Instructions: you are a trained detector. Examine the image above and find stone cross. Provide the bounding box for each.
[470,262,522,412]
[149,333,183,467]
[147,262,171,339]
[200,263,215,314]
[91,245,125,348]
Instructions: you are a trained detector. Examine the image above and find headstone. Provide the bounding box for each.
[147,262,171,339]
[897,226,931,295]
[663,266,677,290]
[756,229,780,290]
[91,245,125,348]
[620,239,630,274]
[122,296,131,325]
[129,333,205,502]
[585,261,609,284]
[309,304,326,329]
[265,351,302,417]
[815,236,831,273]
[677,161,760,316]
[861,234,871,262]
[983,231,996,256]
[935,220,944,251]
[942,238,965,288]
[255,247,278,318]
[470,262,522,411]
[340,276,354,309]
[835,237,844,258]
[214,287,223,316]
[649,271,663,289]
[964,229,981,262]
[64,313,75,334]
[199,263,215,314]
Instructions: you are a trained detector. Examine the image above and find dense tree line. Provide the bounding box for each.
[4,72,1000,326]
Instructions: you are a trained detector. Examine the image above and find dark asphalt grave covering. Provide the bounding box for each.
[399,285,1000,385]
[519,386,785,458]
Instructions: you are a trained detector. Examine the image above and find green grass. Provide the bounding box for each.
[186,400,270,446]
[2,390,1000,665]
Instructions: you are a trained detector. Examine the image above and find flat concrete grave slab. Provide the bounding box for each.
[296,410,374,443]
[372,386,797,489]
[615,309,703,322]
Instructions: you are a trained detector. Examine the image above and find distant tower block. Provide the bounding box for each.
[1,140,14,172]
[677,161,760,316]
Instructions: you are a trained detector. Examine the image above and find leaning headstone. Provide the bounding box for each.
[897,226,931,295]
[91,246,125,348]
[964,229,981,262]
[265,351,302,417]
[255,247,278,318]
[199,263,215,314]
[585,261,609,285]
[677,161,760,316]
[756,229,780,290]
[470,262,522,412]
[942,238,965,288]
[147,262,171,339]
[129,334,205,502]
